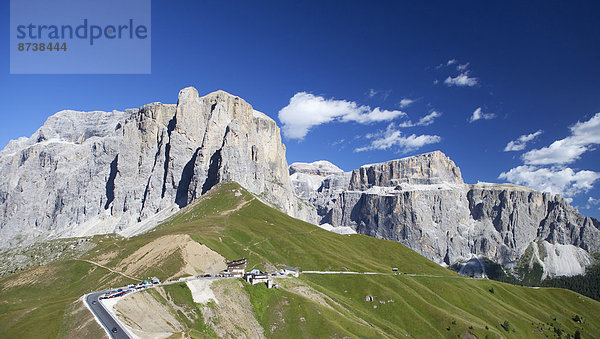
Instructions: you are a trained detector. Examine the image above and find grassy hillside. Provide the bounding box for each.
[1,182,599,338]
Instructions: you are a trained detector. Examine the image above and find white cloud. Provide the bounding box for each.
[586,197,600,209]
[417,111,442,126]
[469,107,495,123]
[504,130,543,152]
[397,111,442,128]
[444,72,478,87]
[399,98,414,108]
[366,89,391,100]
[278,92,407,139]
[330,138,345,147]
[436,59,457,69]
[499,166,600,197]
[457,62,470,71]
[354,123,441,153]
[522,113,600,165]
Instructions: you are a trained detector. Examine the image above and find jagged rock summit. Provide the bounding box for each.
[0,87,310,248]
[2,87,598,281]
[290,150,600,279]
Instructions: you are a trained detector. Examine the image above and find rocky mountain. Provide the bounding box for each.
[0,88,310,249]
[2,88,598,280]
[290,151,600,278]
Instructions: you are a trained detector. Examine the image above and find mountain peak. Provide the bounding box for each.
[289,160,344,176]
[351,150,463,190]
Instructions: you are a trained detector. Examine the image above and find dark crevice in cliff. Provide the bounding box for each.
[538,199,557,240]
[152,132,165,172]
[104,155,119,210]
[161,116,177,199]
[202,149,222,195]
[176,148,200,208]
[466,189,484,220]
[140,176,152,215]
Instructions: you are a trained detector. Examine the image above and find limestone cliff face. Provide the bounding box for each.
[349,151,463,189]
[290,151,600,277]
[0,88,308,248]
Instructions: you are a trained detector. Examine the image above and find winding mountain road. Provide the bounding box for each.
[85,292,131,339]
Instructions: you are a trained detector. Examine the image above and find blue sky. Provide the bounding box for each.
[2,1,599,217]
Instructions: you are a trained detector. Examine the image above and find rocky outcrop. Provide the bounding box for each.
[289,160,350,227]
[291,151,600,278]
[349,151,463,189]
[0,88,309,248]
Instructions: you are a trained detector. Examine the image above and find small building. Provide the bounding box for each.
[250,273,269,285]
[244,270,273,288]
[151,277,160,284]
[220,258,247,278]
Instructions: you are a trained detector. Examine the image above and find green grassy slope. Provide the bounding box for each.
[1,181,599,338]
[298,274,599,338]
[0,259,134,338]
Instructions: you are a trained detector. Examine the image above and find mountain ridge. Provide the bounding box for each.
[0,88,311,249]
[290,150,600,279]
[2,182,599,338]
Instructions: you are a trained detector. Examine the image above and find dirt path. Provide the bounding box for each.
[78,259,141,281]
[218,197,254,216]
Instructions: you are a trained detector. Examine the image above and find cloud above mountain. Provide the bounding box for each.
[522,113,600,165]
[354,123,441,153]
[499,166,600,197]
[499,113,600,198]
[278,92,407,139]
[504,130,543,151]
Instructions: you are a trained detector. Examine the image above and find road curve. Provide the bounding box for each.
[85,292,131,339]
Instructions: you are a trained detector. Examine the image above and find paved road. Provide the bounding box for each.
[86,271,467,337]
[85,292,131,339]
[84,276,230,337]
[302,271,467,278]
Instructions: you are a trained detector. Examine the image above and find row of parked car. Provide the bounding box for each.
[99,283,154,300]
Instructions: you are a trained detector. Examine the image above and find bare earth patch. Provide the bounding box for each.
[94,250,118,265]
[111,289,183,338]
[186,279,218,304]
[116,234,226,278]
[1,265,53,289]
[201,279,265,338]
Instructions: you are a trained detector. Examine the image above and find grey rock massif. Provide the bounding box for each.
[2,88,598,279]
[0,88,310,249]
[290,151,600,278]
